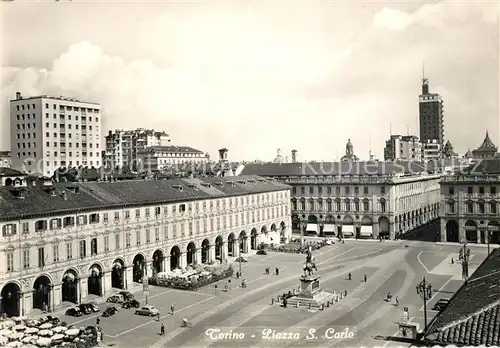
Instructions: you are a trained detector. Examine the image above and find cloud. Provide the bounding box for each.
[1,2,499,161]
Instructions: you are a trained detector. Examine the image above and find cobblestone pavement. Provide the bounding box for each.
[58,240,487,348]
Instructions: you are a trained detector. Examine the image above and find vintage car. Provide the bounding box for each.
[65,307,83,317]
[106,294,124,303]
[102,306,119,317]
[135,305,159,317]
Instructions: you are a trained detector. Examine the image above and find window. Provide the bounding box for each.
[468,186,473,194]
[136,230,141,245]
[155,227,160,242]
[89,213,99,224]
[381,186,386,195]
[103,213,109,223]
[38,247,45,267]
[23,249,30,269]
[354,187,359,195]
[6,252,14,272]
[292,187,297,195]
[363,199,369,212]
[448,201,455,213]
[90,238,98,256]
[173,224,178,238]
[66,242,73,259]
[300,187,305,195]
[189,222,193,236]
[491,187,497,195]
[35,220,48,232]
[79,240,86,259]
[354,200,360,212]
[479,201,485,214]
[364,186,369,195]
[53,244,59,262]
[124,210,130,220]
[77,215,87,225]
[345,199,350,211]
[104,235,109,251]
[380,199,386,212]
[479,187,485,195]
[491,202,497,214]
[2,224,16,237]
[327,200,332,211]
[448,186,455,195]
[114,212,120,222]
[179,204,186,213]
[135,209,140,219]
[335,199,341,211]
[146,228,151,243]
[345,187,350,195]
[309,186,314,195]
[466,201,473,214]
[115,234,120,250]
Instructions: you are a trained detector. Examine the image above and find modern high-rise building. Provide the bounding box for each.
[104,128,170,169]
[419,76,444,146]
[10,93,102,176]
[384,135,422,161]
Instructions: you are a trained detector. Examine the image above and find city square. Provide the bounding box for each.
[53,239,487,348]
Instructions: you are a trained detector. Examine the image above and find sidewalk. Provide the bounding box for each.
[435,241,499,249]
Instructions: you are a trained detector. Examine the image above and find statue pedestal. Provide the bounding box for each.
[299,276,321,298]
[286,275,335,309]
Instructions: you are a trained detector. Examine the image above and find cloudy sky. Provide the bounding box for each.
[1,1,499,161]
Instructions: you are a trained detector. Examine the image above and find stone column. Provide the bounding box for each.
[124,266,133,290]
[196,248,202,264]
[53,283,62,308]
[389,222,396,240]
[79,277,89,301]
[243,237,249,253]
[222,242,228,261]
[103,271,111,296]
[440,218,447,242]
[22,291,32,316]
[209,244,215,263]
[179,251,187,269]
[163,256,169,272]
[372,223,379,239]
[146,261,153,277]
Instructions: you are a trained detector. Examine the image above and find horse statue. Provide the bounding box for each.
[302,248,318,277]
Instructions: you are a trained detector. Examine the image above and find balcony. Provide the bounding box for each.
[441,175,500,183]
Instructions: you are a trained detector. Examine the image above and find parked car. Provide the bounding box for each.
[433,299,450,311]
[118,291,134,301]
[65,307,83,317]
[87,302,100,312]
[135,305,159,317]
[122,299,140,309]
[102,306,118,317]
[235,256,248,263]
[78,304,92,315]
[106,294,124,303]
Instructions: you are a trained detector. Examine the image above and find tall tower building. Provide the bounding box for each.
[419,74,444,146]
[10,93,102,176]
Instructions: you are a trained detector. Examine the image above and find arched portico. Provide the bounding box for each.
[111,259,125,290]
[360,216,373,239]
[215,235,223,261]
[201,239,210,263]
[87,263,103,297]
[342,216,355,238]
[1,282,21,317]
[152,249,164,275]
[187,242,196,265]
[378,216,390,238]
[33,275,52,311]
[250,228,258,250]
[170,245,181,270]
[446,220,459,243]
[132,254,146,283]
[61,269,79,304]
[307,215,318,235]
[488,221,500,244]
[227,233,236,256]
[465,220,478,243]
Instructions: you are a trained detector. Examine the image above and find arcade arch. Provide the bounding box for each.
[61,269,79,304]
[87,263,103,296]
[1,282,21,317]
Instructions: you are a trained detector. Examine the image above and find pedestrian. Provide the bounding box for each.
[224,282,228,292]
[348,272,351,280]
[157,312,160,321]
[170,304,175,315]
[395,296,399,306]
[451,258,454,264]
[364,274,367,282]
[214,284,218,294]
[160,323,165,336]
[275,267,279,275]
[96,318,100,326]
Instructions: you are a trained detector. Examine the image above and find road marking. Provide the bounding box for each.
[419,276,454,311]
[417,251,431,273]
[112,295,216,338]
[67,288,174,326]
[437,246,444,252]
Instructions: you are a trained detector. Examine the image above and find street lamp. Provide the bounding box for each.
[296,216,307,247]
[459,240,471,281]
[318,216,325,238]
[487,230,491,255]
[238,236,243,276]
[416,277,432,330]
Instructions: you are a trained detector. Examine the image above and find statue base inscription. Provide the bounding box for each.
[299,276,321,299]
[286,275,335,309]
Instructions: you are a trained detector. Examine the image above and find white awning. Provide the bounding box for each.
[342,225,354,236]
[323,224,335,232]
[306,224,318,232]
[360,225,373,236]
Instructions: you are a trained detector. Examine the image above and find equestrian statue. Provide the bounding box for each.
[302,248,318,277]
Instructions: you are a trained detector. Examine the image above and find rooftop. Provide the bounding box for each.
[0,167,25,177]
[0,175,289,221]
[142,146,205,154]
[10,94,100,105]
[240,161,432,177]
[455,158,500,175]
[473,131,498,153]
[424,248,500,346]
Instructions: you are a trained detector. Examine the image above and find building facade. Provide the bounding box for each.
[0,175,291,317]
[419,77,444,147]
[137,145,209,171]
[0,151,11,168]
[104,128,170,169]
[10,93,102,176]
[423,139,442,162]
[384,135,423,161]
[241,161,441,240]
[440,159,500,245]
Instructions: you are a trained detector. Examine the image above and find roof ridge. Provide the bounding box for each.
[437,299,500,332]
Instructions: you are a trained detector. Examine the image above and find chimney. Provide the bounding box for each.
[291,149,297,163]
[16,92,22,100]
